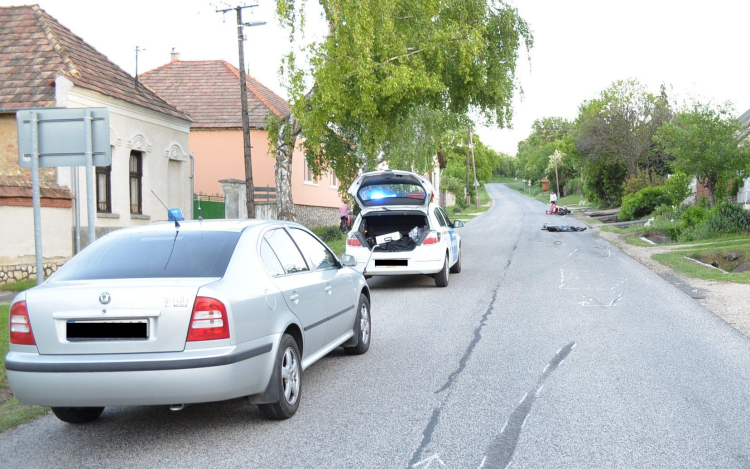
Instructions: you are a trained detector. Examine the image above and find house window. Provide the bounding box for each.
[129,151,143,214]
[96,164,112,213]
[330,172,338,189]
[304,159,317,185]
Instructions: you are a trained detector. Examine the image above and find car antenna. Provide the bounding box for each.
[151,190,180,228]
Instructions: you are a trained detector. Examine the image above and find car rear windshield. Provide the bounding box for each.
[52,230,242,281]
[358,183,426,206]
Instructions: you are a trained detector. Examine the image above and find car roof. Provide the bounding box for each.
[104,219,305,237]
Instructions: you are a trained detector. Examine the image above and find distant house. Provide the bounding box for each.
[0,5,192,284]
[738,109,750,208]
[140,58,343,227]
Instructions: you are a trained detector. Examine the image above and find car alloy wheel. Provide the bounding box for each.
[360,303,370,345]
[281,347,300,406]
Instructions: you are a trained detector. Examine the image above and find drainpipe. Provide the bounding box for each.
[189,153,195,220]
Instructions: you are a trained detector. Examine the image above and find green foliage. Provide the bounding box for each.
[655,101,750,206]
[622,169,663,197]
[583,159,627,207]
[274,0,533,182]
[680,205,709,229]
[619,186,672,221]
[441,130,502,200]
[663,172,692,206]
[318,225,344,242]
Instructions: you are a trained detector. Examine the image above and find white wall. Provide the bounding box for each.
[56,81,192,234]
[0,205,72,265]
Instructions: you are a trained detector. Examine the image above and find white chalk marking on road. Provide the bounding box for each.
[519,392,528,404]
[608,293,624,306]
[556,347,562,354]
[568,249,577,257]
[571,342,577,349]
[477,456,487,469]
[535,384,544,396]
[542,364,550,374]
[522,414,530,427]
[607,249,611,258]
[413,453,446,468]
[500,418,509,434]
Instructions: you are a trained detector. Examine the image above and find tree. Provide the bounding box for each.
[655,102,750,206]
[269,0,533,220]
[574,79,672,205]
[516,117,574,182]
[441,130,501,200]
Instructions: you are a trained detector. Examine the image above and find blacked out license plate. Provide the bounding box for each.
[67,320,148,341]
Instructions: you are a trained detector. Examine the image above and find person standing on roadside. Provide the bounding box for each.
[550,191,558,212]
[339,202,352,233]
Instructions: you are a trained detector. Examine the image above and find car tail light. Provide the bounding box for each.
[10,301,35,346]
[422,231,441,245]
[187,297,230,342]
[347,235,362,247]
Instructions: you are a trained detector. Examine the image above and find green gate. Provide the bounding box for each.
[193,194,225,219]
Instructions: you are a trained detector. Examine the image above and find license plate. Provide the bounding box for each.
[375,259,408,267]
[67,320,148,341]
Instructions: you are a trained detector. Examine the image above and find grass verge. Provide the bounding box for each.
[504,181,586,207]
[0,279,36,292]
[0,304,49,433]
[652,248,750,284]
[447,184,492,223]
[311,226,346,257]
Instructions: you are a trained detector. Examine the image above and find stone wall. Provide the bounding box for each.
[0,258,68,285]
[295,204,340,229]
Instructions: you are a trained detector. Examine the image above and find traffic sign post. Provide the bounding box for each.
[16,108,111,285]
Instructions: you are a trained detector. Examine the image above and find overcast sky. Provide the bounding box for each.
[5,0,749,155]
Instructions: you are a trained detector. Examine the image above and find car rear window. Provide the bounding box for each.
[358,183,426,206]
[52,230,242,281]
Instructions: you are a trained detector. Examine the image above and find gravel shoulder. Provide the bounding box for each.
[587,219,750,338]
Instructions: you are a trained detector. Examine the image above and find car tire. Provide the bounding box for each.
[435,253,449,287]
[344,294,371,356]
[258,334,301,420]
[449,248,462,274]
[51,406,104,424]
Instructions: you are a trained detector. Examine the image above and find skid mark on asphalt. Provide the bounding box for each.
[483,342,577,469]
[408,260,512,468]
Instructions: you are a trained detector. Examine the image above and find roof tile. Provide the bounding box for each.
[0,5,190,121]
[140,60,291,129]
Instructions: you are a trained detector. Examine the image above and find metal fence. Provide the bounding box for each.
[194,194,225,220]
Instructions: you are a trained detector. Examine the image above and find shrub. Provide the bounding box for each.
[663,172,691,205]
[564,178,584,197]
[619,186,672,221]
[318,225,343,242]
[680,205,709,229]
[622,169,663,197]
[452,207,462,214]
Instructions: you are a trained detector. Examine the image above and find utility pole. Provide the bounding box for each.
[470,133,479,209]
[466,127,471,206]
[553,149,561,197]
[216,3,265,219]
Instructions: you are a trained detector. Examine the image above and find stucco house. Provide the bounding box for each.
[140,58,343,227]
[0,5,192,284]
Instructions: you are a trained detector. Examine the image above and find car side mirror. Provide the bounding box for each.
[341,254,357,267]
[453,220,465,228]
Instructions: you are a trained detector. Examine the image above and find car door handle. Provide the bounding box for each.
[325,285,332,294]
[289,292,299,304]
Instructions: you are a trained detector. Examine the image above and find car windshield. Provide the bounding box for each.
[52,230,241,281]
[358,183,426,206]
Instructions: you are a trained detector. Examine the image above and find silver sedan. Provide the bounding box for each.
[6,220,371,422]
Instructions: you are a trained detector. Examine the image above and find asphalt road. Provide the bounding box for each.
[2,183,749,469]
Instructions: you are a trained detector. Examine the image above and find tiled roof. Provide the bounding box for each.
[0,176,72,200]
[139,60,291,129]
[0,5,190,121]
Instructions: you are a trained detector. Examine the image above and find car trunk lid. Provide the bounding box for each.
[348,170,433,215]
[26,278,217,355]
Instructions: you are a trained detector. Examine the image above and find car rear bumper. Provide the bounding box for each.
[5,335,279,406]
[354,254,445,276]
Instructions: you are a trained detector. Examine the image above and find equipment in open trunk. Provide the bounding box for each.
[354,211,429,251]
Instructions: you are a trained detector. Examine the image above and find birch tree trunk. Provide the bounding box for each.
[274,117,302,221]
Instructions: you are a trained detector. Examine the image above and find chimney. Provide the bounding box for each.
[171,48,180,62]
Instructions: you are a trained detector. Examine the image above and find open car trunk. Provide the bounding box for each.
[355,211,429,252]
